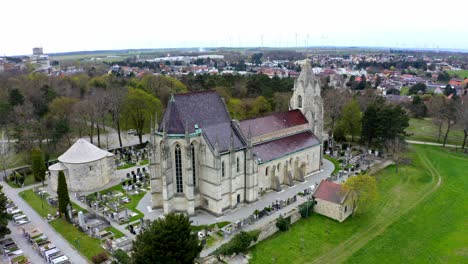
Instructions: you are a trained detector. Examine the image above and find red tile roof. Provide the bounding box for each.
[313,180,348,204]
[252,131,320,163]
[239,110,308,137]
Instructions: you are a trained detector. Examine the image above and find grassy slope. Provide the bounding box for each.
[345,146,467,263]
[249,145,467,264]
[407,118,465,146]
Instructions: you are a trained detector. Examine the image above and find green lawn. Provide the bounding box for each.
[104,226,125,239]
[7,174,39,188]
[324,155,341,174]
[19,189,87,217]
[19,189,56,217]
[50,218,107,261]
[249,145,467,263]
[407,118,465,146]
[447,69,468,79]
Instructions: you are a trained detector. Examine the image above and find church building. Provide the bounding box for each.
[149,61,324,216]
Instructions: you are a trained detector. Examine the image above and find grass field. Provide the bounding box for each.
[7,174,39,188]
[249,145,467,263]
[447,69,468,79]
[407,118,465,146]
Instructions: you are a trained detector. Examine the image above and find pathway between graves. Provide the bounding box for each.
[0,182,89,264]
[6,222,47,264]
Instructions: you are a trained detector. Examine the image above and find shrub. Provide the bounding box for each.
[213,230,260,256]
[275,215,291,231]
[112,249,131,264]
[299,200,314,218]
[92,252,109,264]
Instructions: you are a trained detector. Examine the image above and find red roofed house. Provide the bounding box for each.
[312,180,355,222]
[150,60,324,216]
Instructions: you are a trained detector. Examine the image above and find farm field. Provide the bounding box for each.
[249,145,467,264]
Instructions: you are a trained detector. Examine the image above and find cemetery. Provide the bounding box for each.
[1,237,31,264]
[324,143,384,183]
[6,198,30,226]
[82,166,150,225]
[110,143,149,170]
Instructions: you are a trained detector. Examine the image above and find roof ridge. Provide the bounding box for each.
[239,109,303,122]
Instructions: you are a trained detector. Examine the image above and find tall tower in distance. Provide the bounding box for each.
[290,59,324,141]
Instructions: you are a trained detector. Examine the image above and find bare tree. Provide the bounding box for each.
[108,87,127,148]
[323,89,350,146]
[428,96,446,143]
[440,98,460,147]
[459,96,468,151]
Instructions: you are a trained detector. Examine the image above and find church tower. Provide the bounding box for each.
[290,59,324,141]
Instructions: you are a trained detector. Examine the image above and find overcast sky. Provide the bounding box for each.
[2,0,468,55]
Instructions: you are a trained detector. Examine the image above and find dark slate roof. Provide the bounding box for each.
[159,91,245,152]
[252,131,320,163]
[313,180,348,204]
[239,110,309,137]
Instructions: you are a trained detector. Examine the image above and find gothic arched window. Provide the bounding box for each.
[191,143,196,187]
[236,156,240,173]
[175,144,183,193]
[298,95,302,108]
[221,161,225,177]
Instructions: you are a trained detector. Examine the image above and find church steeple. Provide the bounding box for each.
[290,59,324,141]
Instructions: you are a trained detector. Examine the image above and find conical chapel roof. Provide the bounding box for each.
[58,138,113,164]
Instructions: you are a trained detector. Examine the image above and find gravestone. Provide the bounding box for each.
[78,211,87,231]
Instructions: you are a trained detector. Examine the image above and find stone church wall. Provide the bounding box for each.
[313,197,353,222]
[257,144,321,192]
[49,157,112,192]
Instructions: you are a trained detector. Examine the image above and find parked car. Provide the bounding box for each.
[127,129,136,135]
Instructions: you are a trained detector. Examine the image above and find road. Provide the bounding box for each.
[406,140,462,148]
[1,182,90,264]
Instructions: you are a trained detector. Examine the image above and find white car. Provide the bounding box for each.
[127,129,137,135]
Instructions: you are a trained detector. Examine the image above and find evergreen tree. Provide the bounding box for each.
[0,185,11,238]
[131,213,202,264]
[31,148,46,182]
[57,171,70,218]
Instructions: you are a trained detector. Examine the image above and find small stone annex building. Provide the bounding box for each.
[312,180,355,222]
[149,61,324,216]
[48,139,115,192]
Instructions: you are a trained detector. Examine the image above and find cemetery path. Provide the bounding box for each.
[0,182,90,264]
[199,159,334,257]
[406,139,461,148]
